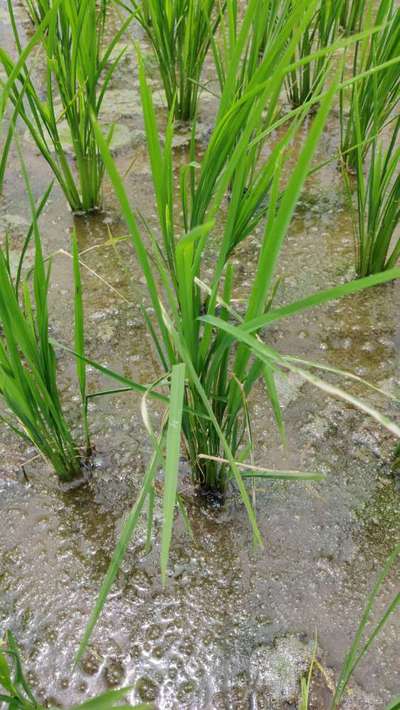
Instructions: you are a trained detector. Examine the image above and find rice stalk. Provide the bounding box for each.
[22,0,50,25]
[0,112,17,193]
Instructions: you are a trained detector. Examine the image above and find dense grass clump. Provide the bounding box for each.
[0,0,131,212]
[0,169,90,481]
[347,112,400,276]
[340,0,400,169]
[121,0,220,121]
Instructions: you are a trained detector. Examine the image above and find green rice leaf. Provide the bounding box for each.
[160,363,186,585]
[72,229,90,452]
[240,267,400,332]
[202,316,400,439]
[68,687,151,709]
[331,543,400,709]
[198,455,324,481]
[76,435,165,663]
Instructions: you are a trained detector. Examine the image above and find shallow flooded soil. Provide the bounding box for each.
[0,2,399,709]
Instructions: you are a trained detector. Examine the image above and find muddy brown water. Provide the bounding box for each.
[0,3,399,709]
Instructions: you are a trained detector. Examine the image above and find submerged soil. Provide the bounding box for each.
[0,2,399,708]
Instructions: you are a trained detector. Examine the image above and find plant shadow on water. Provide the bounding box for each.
[0,2,399,710]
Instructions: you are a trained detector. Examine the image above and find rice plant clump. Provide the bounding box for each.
[0,0,131,212]
[285,0,341,108]
[347,113,400,276]
[91,5,338,501]
[0,182,90,481]
[340,0,400,169]
[124,0,220,121]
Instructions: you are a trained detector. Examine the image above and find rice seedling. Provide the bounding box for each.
[0,160,90,481]
[211,0,293,99]
[69,24,400,654]
[118,0,221,121]
[285,1,342,109]
[0,630,152,709]
[0,0,133,212]
[331,544,400,709]
[95,5,339,501]
[299,636,318,710]
[340,0,400,170]
[299,543,400,709]
[345,110,400,276]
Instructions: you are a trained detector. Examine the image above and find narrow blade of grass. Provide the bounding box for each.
[160,363,186,585]
[202,316,400,439]
[75,434,165,663]
[331,543,400,709]
[198,454,324,481]
[241,267,400,333]
[70,690,153,710]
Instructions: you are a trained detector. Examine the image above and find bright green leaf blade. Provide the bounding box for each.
[243,268,400,333]
[202,316,400,439]
[76,436,164,663]
[198,455,324,481]
[160,363,186,585]
[332,543,400,709]
[68,687,152,710]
